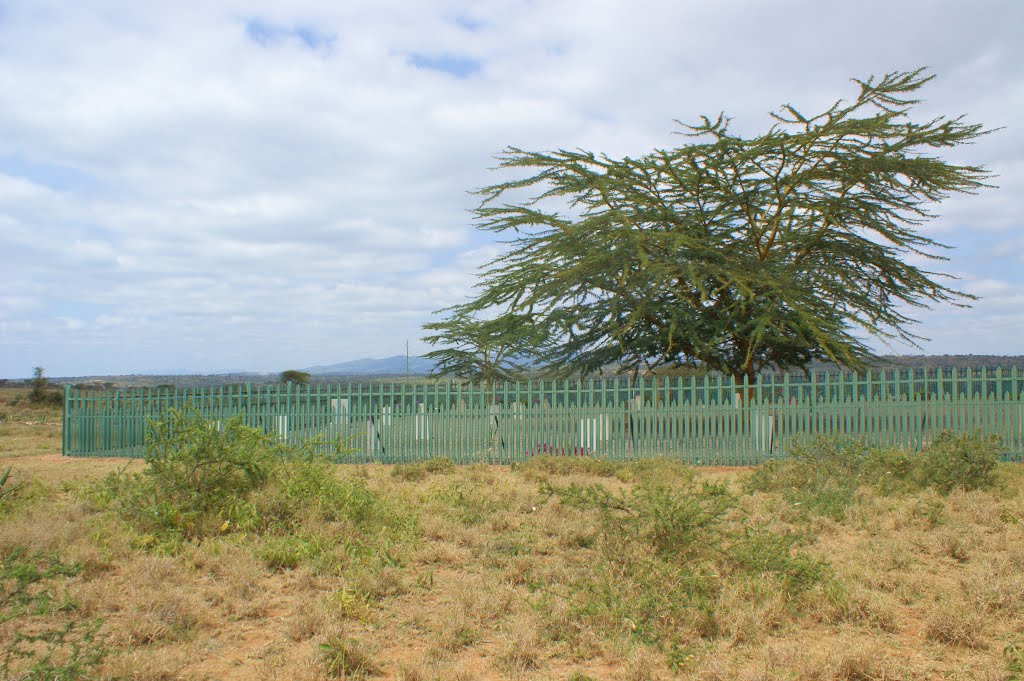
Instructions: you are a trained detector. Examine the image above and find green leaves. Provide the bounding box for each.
[0,467,24,506]
[279,370,311,384]
[428,69,993,380]
[423,309,551,383]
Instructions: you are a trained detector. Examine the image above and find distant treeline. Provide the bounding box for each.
[808,355,1024,372]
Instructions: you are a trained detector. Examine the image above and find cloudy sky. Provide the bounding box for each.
[1,0,1021,378]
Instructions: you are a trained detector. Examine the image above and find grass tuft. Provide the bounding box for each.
[391,457,456,481]
[319,635,380,679]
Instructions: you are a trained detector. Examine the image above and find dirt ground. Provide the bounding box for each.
[2,390,1023,680]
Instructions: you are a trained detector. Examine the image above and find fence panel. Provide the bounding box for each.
[62,368,1024,463]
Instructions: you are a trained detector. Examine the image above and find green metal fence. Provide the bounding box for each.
[62,368,1024,464]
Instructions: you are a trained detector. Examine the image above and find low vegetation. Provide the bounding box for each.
[743,432,1004,521]
[1,387,1022,679]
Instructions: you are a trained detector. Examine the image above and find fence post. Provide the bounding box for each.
[62,384,71,456]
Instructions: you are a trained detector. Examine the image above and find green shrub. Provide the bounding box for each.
[861,433,1000,495]
[255,460,381,528]
[623,481,735,562]
[90,406,418,569]
[236,462,418,569]
[146,407,274,510]
[27,367,63,406]
[918,430,1001,493]
[861,447,919,496]
[1,620,106,680]
[744,431,1004,520]
[93,406,276,540]
[1,547,81,621]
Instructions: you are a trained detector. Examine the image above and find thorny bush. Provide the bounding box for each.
[89,405,416,556]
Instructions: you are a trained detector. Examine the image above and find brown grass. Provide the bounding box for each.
[1,387,1022,679]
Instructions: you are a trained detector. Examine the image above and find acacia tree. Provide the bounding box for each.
[423,310,549,389]
[427,70,992,382]
[279,370,311,385]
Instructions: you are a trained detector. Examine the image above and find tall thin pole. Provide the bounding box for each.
[406,340,410,380]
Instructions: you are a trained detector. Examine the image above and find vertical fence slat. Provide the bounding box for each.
[60,367,1024,463]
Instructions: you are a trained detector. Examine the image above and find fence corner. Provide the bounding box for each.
[61,383,70,457]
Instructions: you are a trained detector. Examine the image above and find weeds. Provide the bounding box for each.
[1006,640,1024,680]
[0,466,24,507]
[1,547,81,622]
[567,672,598,681]
[541,474,829,647]
[727,528,827,593]
[319,635,380,679]
[0,547,107,679]
[924,600,987,649]
[542,476,735,562]
[615,458,700,485]
[391,457,455,481]
[744,431,1004,521]
[1,620,106,680]
[512,455,623,478]
[433,483,504,526]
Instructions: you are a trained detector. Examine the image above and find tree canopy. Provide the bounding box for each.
[29,367,49,403]
[279,370,311,385]
[424,69,992,381]
[423,310,550,385]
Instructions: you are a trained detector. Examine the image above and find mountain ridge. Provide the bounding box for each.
[304,355,435,376]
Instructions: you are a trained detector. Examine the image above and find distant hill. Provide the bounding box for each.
[305,355,436,376]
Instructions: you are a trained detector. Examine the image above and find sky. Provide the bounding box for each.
[1,0,1022,378]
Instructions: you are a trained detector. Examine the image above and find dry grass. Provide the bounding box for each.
[1,387,1023,680]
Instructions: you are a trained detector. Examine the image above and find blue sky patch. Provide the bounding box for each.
[454,15,483,31]
[407,53,481,78]
[244,18,334,52]
[0,156,101,193]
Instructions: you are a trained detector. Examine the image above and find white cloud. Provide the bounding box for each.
[1,0,1022,376]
